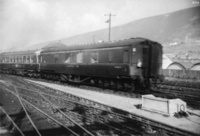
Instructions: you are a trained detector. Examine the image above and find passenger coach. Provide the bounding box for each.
[39,38,163,89]
[0,50,40,77]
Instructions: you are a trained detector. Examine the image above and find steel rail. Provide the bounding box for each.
[38,92,95,136]
[39,86,200,136]
[12,83,144,136]
[13,81,200,136]
[2,86,80,136]
[13,86,42,136]
[0,106,25,136]
[18,90,141,136]
[2,76,200,136]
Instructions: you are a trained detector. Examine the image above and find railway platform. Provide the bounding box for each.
[27,79,200,135]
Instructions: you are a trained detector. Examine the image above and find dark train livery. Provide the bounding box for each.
[0,38,163,90]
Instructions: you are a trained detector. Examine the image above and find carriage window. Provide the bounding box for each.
[18,57,21,63]
[77,52,83,63]
[54,54,59,63]
[27,56,30,63]
[91,51,98,63]
[123,50,129,63]
[30,56,33,63]
[40,56,43,63]
[69,52,77,63]
[64,53,70,63]
[109,51,113,63]
[23,56,26,63]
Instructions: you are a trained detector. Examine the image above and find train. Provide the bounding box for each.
[0,38,163,91]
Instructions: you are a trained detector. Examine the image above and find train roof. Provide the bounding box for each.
[0,50,37,56]
[42,42,66,49]
[41,38,161,54]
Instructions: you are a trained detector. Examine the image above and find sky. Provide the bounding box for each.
[0,0,199,51]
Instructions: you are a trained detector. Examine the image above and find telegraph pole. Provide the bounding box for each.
[105,12,116,42]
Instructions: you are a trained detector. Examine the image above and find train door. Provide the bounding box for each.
[142,44,151,78]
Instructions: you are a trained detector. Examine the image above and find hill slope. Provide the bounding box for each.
[25,6,199,51]
[59,6,200,46]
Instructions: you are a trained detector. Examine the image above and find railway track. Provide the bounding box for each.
[1,77,146,136]
[1,75,199,136]
[28,76,200,109]
[2,72,200,109]
[152,79,200,108]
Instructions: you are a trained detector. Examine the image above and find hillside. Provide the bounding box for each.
[60,6,200,46]
[26,6,200,51]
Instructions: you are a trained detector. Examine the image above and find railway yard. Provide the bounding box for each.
[0,72,200,136]
[0,1,200,136]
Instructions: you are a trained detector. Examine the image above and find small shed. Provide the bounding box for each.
[191,63,200,71]
[142,95,187,116]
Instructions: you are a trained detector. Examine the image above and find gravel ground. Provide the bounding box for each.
[26,79,200,135]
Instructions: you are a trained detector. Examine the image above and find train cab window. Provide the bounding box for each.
[123,50,129,63]
[91,51,98,64]
[77,52,83,63]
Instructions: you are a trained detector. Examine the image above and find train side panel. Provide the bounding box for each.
[40,63,130,78]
